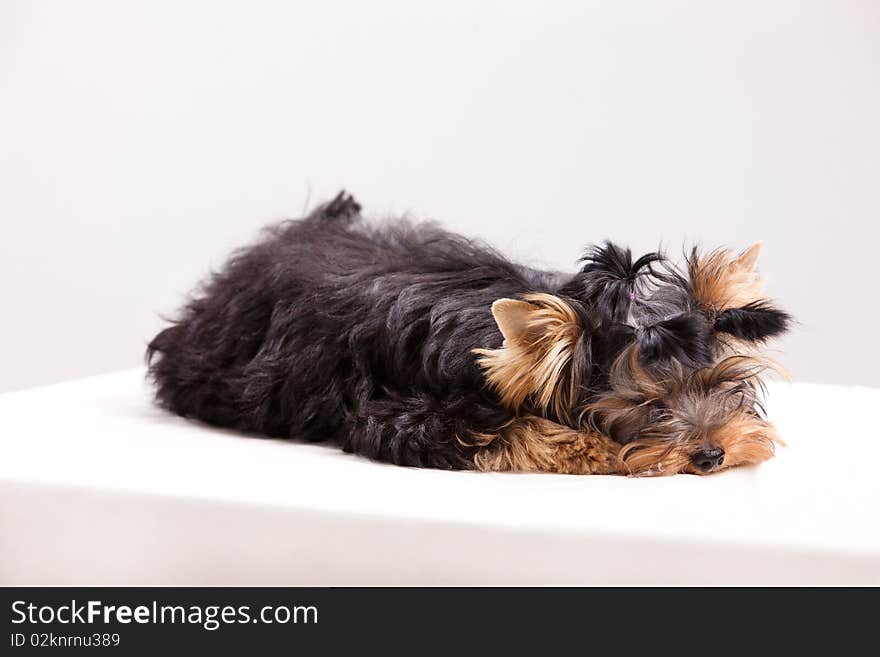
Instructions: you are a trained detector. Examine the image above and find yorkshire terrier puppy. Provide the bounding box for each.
[147,192,790,475]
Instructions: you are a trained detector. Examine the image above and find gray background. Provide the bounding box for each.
[2,0,877,393]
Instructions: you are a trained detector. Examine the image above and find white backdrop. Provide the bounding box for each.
[1,0,877,392]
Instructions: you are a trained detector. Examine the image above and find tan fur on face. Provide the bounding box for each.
[591,353,784,476]
[617,440,692,476]
[689,243,765,311]
[617,412,779,476]
[472,415,619,474]
[474,293,585,422]
[704,412,779,471]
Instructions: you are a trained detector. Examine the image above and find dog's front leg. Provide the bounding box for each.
[472,415,621,474]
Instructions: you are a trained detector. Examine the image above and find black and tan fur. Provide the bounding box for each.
[147,192,791,476]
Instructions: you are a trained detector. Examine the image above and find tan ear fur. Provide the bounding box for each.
[689,246,765,311]
[490,298,538,343]
[475,293,584,421]
[733,242,762,272]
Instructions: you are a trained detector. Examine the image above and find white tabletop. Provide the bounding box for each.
[1,369,878,585]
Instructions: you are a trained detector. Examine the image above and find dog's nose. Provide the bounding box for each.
[692,447,725,472]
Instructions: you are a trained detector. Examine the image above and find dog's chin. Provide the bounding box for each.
[616,441,692,477]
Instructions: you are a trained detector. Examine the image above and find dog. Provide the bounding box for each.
[147,192,790,475]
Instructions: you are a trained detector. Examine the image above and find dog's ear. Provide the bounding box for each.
[733,242,762,272]
[490,298,539,343]
[475,294,587,420]
[689,244,764,311]
[714,301,791,342]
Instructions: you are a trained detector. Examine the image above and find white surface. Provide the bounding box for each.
[2,1,879,393]
[1,369,879,585]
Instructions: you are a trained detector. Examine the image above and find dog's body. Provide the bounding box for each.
[148,192,790,475]
[148,194,623,470]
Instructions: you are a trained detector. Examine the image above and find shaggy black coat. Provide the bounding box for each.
[148,193,663,469]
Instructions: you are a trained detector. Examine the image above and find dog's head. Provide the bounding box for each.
[588,350,782,475]
[474,242,790,475]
